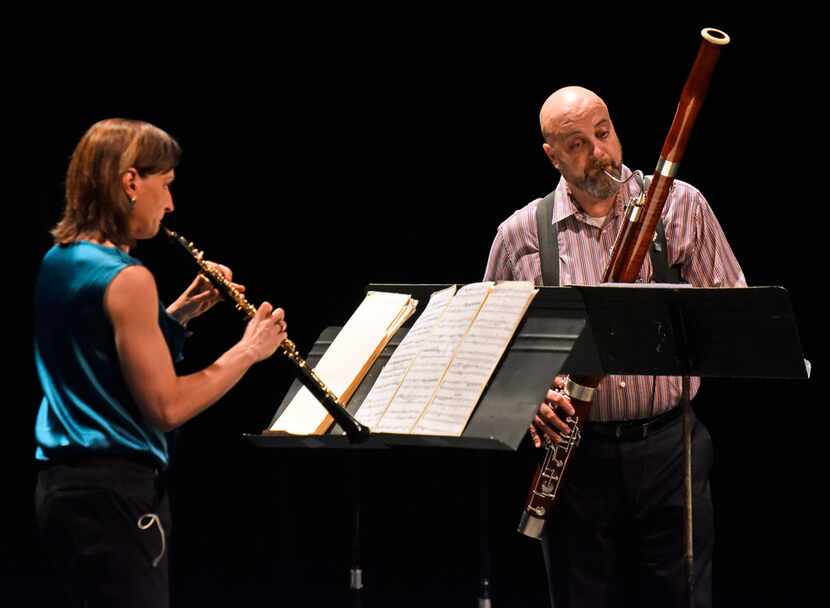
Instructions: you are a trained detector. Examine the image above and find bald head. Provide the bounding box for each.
[538,86,623,205]
[540,86,609,143]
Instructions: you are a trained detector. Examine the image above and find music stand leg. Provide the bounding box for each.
[479,454,492,608]
[349,453,364,608]
[682,374,694,608]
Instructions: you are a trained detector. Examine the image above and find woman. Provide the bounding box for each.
[33,118,287,607]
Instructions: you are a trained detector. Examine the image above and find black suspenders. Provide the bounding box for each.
[534,191,682,287]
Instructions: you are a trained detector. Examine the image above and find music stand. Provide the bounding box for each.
[246,284,596,605]
[564,284,807,607]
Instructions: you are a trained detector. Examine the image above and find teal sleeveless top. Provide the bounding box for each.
[34,242,188,467]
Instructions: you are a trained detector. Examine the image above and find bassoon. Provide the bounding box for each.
[518,27,730,539]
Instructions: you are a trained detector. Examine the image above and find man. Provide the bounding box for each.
[484,86,746,607]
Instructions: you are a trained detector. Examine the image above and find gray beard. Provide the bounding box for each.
[571,169,621,200]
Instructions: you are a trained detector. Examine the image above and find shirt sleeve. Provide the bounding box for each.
[669,186,747,288]
[483,226,515,281]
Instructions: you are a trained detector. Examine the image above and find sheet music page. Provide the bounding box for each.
[270,291,414,435]
[376,282,493,433]
[355,286,457,428]
[412,281,538,436]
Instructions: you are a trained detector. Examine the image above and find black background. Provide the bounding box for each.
[6,12,820,607]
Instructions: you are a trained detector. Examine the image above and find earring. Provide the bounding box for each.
[129,197,136,209]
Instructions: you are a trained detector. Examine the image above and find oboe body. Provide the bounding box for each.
[163,226,370,442]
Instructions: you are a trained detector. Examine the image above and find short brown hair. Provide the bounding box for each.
[52,118,181,248]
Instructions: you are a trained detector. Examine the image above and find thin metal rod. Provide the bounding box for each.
[682,374,694,608]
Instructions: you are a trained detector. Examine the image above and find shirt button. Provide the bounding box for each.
[619,381,627,388]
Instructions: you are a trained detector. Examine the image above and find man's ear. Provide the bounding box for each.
[542,142,559,170]
[121,168,138,198]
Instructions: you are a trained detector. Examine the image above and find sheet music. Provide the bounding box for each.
[355,285,457,428]
[375,282,494,433]
[413,281,538,436]
[270,291,415,435]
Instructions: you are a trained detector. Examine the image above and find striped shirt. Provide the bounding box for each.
[484,166,746,421]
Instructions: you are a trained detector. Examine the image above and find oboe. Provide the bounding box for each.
[518,27,730,539]
[162,225,370,443]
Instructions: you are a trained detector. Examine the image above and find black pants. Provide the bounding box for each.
[542,412,714,608]
[35,455,171,608]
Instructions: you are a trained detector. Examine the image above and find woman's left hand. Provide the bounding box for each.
[166,262,245,325]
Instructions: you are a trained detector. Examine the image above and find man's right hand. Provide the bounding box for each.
[529,375,576,448]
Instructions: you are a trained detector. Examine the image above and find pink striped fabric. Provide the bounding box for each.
[484,166,746,421]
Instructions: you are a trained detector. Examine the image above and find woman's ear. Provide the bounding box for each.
[121,168,138,198]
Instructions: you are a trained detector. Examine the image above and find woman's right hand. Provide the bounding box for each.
[241,302,288,363]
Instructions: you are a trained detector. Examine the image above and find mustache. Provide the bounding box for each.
[586,161,619,177]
